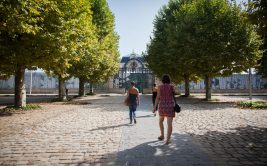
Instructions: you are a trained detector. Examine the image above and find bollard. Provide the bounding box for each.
[22,85,26,107]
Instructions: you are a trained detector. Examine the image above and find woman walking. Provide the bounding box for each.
[153,75,175,145]
[127,81,140,124]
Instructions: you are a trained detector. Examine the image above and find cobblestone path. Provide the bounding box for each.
[173,96,267,165]
[0,95,125,165]
[115,95,214,166]
[0,94,266,165]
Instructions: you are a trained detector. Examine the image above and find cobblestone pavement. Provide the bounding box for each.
[173,95,267,165]
[0,94,267,165]
[115,96,214,166]
[0,95,125,165]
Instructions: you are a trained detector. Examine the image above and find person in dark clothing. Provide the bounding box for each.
[127,81,140,124]
[152,83,158,116]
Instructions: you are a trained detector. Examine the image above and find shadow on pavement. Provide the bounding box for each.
[89,123,131,131]
[176,95,267,103]
[75,95,126,104]
[0,111,13,117]
[114,133,214,166]
[136,114,155,119]
[0,95,124,106]
[0,96,58,106]
[189,125,267,165]
[72,133,215,165]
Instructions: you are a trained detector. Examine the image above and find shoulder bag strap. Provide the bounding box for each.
[172,86,177,104]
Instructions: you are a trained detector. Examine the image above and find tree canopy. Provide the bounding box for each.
[89,0,119,85]
[0,0,119,105]
[247,0,267,77]
[69,0,119,96]
[145,0,262,100]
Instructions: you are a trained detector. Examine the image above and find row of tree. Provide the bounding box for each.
[0,0,119,107]
[144,0,264,100]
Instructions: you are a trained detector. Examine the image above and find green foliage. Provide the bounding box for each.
[21,104,41,110]
[0,0,65,106]
[0,0,100,103]
[180,0,262,77]
[69,0,119,85]
[86,92,96,96]
[89,0,120,83]
[41,0,95,80]
[236,101,267,109]
[0,104,41,116]
[247,0,267,77]
[0,0,96,78]
[144,0,192,84]
[247,0,267,38]
[92,0,115,40]
[145,0,262,100]
[0,104,41,111]
[0,64,14,79]
[0,0,57,76]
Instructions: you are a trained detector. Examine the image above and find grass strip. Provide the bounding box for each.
[236,101,267,109]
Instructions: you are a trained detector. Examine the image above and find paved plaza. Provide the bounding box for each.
[0,94,267,165]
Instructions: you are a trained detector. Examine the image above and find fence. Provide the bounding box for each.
[0,71,266,94]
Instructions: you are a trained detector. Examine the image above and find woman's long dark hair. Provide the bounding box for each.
[162,74,171,84]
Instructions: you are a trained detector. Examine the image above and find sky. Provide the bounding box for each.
[107,0,246,57]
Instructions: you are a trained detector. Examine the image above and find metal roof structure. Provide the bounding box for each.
[120,52,144,64]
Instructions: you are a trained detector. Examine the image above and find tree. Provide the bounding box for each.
[0,0,59,106]
[247,0,267,77]
[88,0,119,93]
[42,0,95,100]
[145,0,197,96]
[0,0,95,105]
[69,0,119,96]
[145,0,262,100]
[165,0,200,96]
[187,0,262,100]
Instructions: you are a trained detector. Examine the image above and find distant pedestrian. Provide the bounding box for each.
[153,74,175,145]
[65,88,69,98]
[152,83,158,116]
[127,81,140,124]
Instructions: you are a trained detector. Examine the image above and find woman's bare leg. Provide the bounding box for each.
[166,117,173,144]
[159,116,164,138]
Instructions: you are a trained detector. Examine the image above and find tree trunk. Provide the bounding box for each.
[78,78,85,96]
[89,82,94,94]
[15,64,26,107]
[204,75,212,100]
[58,76,65,100]
[184,74,190,97]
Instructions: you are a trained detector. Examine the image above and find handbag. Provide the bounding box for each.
[173,92,181,113]
[174,103,181,113]
[124,96,130,106]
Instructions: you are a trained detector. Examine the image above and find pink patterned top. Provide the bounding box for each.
[158,84,175,117]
